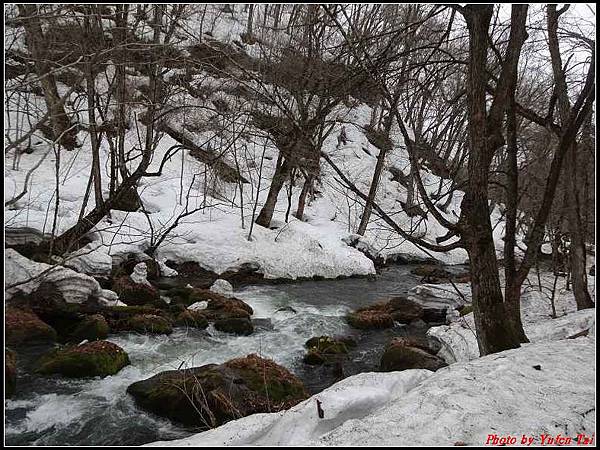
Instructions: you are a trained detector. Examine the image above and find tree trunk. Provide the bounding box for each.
[547,4,594,310]
[18,5,78,150]
[295,174,314,221]
[462,5,522,356]
[565,144,594,309]
[255,155,291,228]
[247,4,254,37]
[357,109,395,235]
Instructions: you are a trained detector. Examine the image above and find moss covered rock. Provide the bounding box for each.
[174,310,209,329]
[9,282,83,341]
[387,296,424,323]
[303,336,354,366]
[127,354,307,427]
[214,317,253,335]
[70,314,109,342]
[112,276,160,306]
[100,305,166,332]
[379,338,447,372]
[5,348,17,398]
[127,314,173,335]
[305,336,351,354]
[347,303,394,330]
[5,306,57,346]
[36,340,130,378]
[303,349,326,365]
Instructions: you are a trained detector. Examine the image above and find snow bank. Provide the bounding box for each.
[63,243,113,277]
[5,249,103,303]
[148,335,595,446]
[428,280,596,363]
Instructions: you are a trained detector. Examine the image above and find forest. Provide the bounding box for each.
[4,3,596,447]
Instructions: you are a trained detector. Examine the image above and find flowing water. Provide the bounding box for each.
[5,264,430,446]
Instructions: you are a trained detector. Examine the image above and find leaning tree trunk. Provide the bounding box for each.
[295,174,314,221]
[255,155,291,228]
[18,5,78,150]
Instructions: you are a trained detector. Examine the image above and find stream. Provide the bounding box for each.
[5,264,435,446]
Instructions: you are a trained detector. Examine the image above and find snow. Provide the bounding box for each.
[5,248,103,303]
[130,262,151,286]
[209,279,234,297]
[63,242,113,277]
[428,274,596,363]
[148,333,595,446]
[4,18,478,282]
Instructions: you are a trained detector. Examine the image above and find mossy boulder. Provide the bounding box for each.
[100,305,166,331]
[112,276,160,306]
[305,336,351,354]
[379,337,447,372]
[127,314,173,335]
[347,303,394,330]
[5,348,17,398]
[70,314,109,342]
[127,354,308,427]
[174,310,209,329]
[303,336,354,366]
[303,349,326,365]
[36,340,130,378]
[411,265,450,279]
[387,296,424,323]
[9,282,83,340]
[204,293,254,319]
[5,306,57,346]
[214,317,254,335]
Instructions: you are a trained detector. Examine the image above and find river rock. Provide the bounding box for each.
[387,296,424,323]
[204,293,254,321]
[70,314,109,342]
[112,275,160,306]
[347,303,394,329]
[36,340,130,378]
[214,317,254,335]
[127,354,308,427]
[5,348,17,398]
[379,337,447,372]
[5,306,57,346]
[175,310,209,329]
[127,314,173,335]
[303,336,354,366]
[406,284,470,324]
[158,259,178,277]
[5,226,49,249]
[9,282,85,340]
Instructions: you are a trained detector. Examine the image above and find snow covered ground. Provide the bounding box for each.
[148,325,595,446]
[5,5,480,281]
[429,271,596,362]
